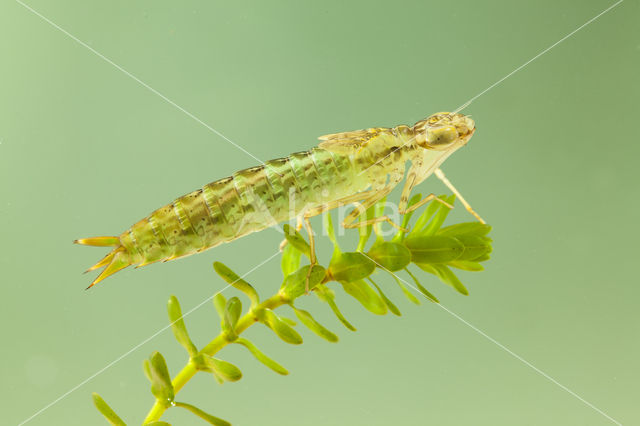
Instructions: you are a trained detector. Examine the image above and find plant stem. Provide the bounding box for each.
[143,293,287,424]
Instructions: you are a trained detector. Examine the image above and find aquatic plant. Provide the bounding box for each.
[92,194,492,425]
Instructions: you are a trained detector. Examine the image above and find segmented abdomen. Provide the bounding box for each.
[120,148,367,266]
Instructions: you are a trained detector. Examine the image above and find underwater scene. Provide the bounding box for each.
[1,1,638,425]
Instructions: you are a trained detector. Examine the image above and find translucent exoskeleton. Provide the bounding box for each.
[76,112,485,287]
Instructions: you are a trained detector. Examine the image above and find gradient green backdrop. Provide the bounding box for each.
[1,1,638,425]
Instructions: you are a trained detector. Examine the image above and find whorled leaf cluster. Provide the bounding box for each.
[92,194,493,425]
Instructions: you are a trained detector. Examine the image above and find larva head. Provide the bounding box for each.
[413,112,475,150]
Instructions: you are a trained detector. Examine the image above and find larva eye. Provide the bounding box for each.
[425,125,458,148]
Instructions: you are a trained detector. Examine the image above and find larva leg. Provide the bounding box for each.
[434,168,486,224]
[343,203,408,232]
[402,193,453,214]
[397,163,420,213]
[341,183,407,232]
[397,163,452,214]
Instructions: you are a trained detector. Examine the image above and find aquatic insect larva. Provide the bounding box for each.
[76,112,483,287]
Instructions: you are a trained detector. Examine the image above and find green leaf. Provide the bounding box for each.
[282,224,311,257]
[203,356,243,382]
[386,270,420,305]
[315,286,356,331]
[92,393,126,426]
[417,263,469,295]
[405,235,464,264]
[410,194,455,238]
[449,260,484,272]
[175,401,231,426]
[367,241,411,271]
[420,194,455,236]
[368,278,401,316]
[328,252,376,283]
[143,359,152,382]
[412,194,447,235]
[405,268,439,303]
[341,279,387,315]
[261,309,303,344]
[356,204,376,251]
[212,293,237,337]
[167,295,198,357]
[234,338,289,375]
[281,243,302,278]
[212,294,227,321]
[292,306,339,342]
[437,222,492,238]
[455,235,492,261]
[472,253,491,262]
[278,316,297,326]
[323,210,341,252]
[434,264,469,295]
[145,351,174,405]
[145,422,171,426]
[213,262,260,308]
[225,297,242,331]
[280,264,327,300]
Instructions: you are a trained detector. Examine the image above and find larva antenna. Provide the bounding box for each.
[452,99,473,115]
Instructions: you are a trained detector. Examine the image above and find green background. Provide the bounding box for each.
[1,0,638,425]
